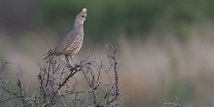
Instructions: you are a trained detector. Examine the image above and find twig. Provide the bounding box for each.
[164,95,181,107]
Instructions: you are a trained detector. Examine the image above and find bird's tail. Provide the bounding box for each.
[42,50,55,60]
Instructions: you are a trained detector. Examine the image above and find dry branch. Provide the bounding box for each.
[0,44,122,107]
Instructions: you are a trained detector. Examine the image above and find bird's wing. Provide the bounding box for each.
[64,32,82,51]
[54,31,79,53]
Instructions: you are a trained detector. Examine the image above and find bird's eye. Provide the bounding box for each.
[81,15,84,17]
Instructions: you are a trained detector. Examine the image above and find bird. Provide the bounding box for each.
[43,8,87,63]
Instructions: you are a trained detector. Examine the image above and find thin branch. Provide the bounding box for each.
[0,96,21,103]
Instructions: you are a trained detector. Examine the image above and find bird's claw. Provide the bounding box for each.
[66,63,73,70]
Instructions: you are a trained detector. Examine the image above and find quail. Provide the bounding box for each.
[43,8,87,63]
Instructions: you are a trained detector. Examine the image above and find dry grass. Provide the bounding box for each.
[0,25,214,106]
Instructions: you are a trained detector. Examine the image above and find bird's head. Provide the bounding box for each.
[75,8,87,25]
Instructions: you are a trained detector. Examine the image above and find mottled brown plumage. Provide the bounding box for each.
[43,8,87,61]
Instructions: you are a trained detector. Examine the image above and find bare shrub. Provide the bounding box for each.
[0,44,122,107]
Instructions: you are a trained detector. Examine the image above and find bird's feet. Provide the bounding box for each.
[71,58,78,65]
[66,63,73,70]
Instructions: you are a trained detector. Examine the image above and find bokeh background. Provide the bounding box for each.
[0,0,214,107]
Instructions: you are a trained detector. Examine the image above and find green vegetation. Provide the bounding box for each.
[40,0,214,42]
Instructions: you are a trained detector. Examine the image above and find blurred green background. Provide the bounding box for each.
[0,0,214,107]
[1,0,213,42]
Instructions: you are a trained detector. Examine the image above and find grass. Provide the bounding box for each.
[0,24,214,107]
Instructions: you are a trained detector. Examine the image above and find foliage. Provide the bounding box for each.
[39,0,214,42]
